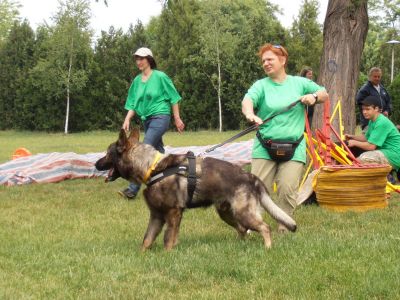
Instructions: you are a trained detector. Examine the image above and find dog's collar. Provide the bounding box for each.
[143,152,162,183]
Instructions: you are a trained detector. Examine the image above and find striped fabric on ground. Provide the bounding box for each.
[0,140,253,186]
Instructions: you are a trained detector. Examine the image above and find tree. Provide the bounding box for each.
[287,0,323,77]
[34,0,93,133]
[0,0,20,45]
[0,20,35,129]
[360,0,400,85]
[223,0,286,130]
[198,0,230,132]
[381,0,400,31]
[315,0,368,134]
[388,74,400,124]
[84,22,148,131]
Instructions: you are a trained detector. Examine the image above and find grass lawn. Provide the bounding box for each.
[1,130,399,299]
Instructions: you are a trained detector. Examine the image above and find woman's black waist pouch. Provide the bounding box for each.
[256,131,304,162]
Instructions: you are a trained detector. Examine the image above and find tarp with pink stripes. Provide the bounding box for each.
[0,140,253,186]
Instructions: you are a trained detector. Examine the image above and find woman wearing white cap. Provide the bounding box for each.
[120,47,185,199]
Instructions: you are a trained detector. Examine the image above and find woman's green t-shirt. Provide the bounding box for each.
[244,75,325,163]
[125,70,181,121]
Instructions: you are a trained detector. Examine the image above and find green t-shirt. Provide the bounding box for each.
[244,75,325,163]
[365,114,400,170]
[125,70,181,121]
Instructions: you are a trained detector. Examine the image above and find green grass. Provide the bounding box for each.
[1,130,400,299]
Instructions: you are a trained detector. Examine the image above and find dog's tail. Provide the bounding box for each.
[258,183,297,232]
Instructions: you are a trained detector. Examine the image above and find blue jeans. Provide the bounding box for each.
[127,114,171,193]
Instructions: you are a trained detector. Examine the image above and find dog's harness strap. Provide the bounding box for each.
[143,152,162,183]
[146,151,198,206]
[147,166,187,186]
[186,151,197,207]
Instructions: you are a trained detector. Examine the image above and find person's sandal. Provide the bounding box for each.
[118,188,137,200]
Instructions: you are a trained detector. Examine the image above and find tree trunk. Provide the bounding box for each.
[217,54,222,133]
[214,21,222,133]
[64,38,73,135]
[314,0,368,135]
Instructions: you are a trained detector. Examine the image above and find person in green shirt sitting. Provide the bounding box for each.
[242,43,328,233]
[345,95,400,179]
[120,47,185,199]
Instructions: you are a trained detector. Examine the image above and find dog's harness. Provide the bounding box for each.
[143,152,162,183]
[146,151,197,206]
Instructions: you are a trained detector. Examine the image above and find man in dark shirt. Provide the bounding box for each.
[356,67,392,130]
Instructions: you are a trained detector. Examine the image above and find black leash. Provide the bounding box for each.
[204,99,302,153]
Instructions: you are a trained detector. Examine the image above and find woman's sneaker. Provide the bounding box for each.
[118,188,137,200]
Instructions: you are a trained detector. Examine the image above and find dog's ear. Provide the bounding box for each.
[117,129,128,153]
[128,127,140,144]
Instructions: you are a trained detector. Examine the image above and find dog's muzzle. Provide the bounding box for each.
[105,168,120,182]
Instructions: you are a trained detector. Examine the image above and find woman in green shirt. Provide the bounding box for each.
[120,47,185,199]
[242,43,328,232]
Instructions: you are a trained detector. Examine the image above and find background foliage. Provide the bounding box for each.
[0,0,399,132]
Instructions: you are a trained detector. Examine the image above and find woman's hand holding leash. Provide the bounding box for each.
[245,113,263,125]
[300,94,317,106]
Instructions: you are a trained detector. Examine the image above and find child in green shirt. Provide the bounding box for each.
[345,95,400,173]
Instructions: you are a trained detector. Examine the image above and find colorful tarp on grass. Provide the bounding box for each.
[0,140,253,186]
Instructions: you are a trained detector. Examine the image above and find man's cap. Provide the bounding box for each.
[134,47,153,58]
[361,95,382,108]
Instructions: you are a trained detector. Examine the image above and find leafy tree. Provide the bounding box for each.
[197,0,237,132]
[360,0,399,84]
[28,0,93,132]
[0,0,20,45]
[288,0,323,78]
[150,0,287,131]
[388,74,400,124]
[151,0,210,130]
[381,0,400,30]
[223,0,287,130]
[55,0,93,133]
[0,20,35,129]
[84,22,148,131]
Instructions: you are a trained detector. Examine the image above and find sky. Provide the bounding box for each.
[18,0,329,38]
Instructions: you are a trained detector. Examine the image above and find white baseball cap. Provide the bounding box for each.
[134,47,153,58]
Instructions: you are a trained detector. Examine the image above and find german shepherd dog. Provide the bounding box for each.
[95,128,296,251]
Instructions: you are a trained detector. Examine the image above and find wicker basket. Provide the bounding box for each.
[313,164,391,212]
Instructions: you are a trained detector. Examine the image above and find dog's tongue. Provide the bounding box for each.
[105,168,114,182]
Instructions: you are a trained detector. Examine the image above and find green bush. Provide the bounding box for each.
[388,74,400,125]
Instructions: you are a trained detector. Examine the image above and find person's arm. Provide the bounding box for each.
[347,139,377,151]
[242,98,263,125]
[345,133,367,142]
[345,133,376,150]
[172,103,185,133]
[122,110,135,131]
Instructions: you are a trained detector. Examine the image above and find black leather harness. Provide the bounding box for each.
[146,151,197,206]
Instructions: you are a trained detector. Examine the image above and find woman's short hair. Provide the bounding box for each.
[258,43,289,67]
[300,67,313,77]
